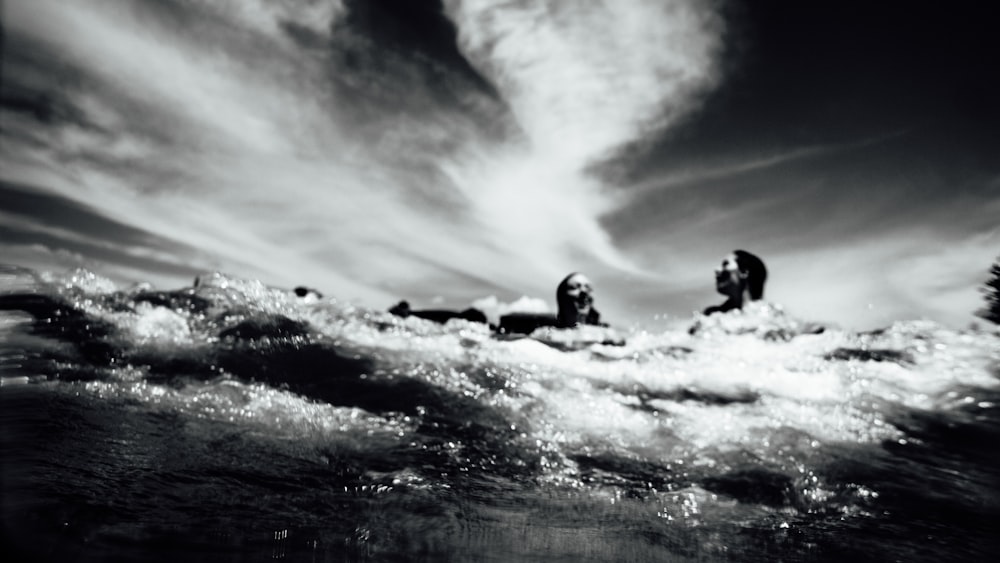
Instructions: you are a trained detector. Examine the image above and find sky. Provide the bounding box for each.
[1,0,998,330]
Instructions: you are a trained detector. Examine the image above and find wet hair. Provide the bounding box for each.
[555,272,579,305]
[733,250,767,300]
[388,300,411,317]
[294,286,323,299]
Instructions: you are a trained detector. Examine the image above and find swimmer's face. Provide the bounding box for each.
[562,274,594,318]
[715,253,745,297]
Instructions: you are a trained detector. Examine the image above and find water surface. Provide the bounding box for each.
[2,266,998,562]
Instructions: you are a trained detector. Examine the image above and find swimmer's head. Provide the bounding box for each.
[294,286,323,302]
[556,272,594,328]
[715,250,767,301]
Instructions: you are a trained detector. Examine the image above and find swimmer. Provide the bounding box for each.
[388,300,488,325]
[294,286,323,301]
[497,272,607,334]
[556,272,605,328]
[497,272,623,347]
[703,250,767,315]
[539,272,624,348]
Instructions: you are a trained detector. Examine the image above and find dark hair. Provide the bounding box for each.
[556,272,602,327]
[555,272,579,302]
[733,250,767,300]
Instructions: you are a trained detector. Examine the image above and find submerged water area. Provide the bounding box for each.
[1,265,998,562]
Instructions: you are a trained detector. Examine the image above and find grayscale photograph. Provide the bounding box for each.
[1,1,998,561]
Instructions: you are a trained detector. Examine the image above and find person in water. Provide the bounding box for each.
[388,300,489,325]
[498,272,607,334]
[703,250,767,315]
[543,272,623,348]
[294,286,323,300]
[555,272,605,328]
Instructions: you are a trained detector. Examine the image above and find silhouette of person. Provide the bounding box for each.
[498,272,607,334]
[556,272,605,328]
[703,250,767,315]
[388,300,488,325]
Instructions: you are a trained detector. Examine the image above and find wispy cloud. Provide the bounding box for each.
[3,0,727,308]
[445,0,723,164]
[618,130,913,203]
[764,230,1000,329]
[609,204,1000,330]
[8,1,991,329]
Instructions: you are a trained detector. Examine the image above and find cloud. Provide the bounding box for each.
[704,229,1000,329]
[618,131,911,204]
[3,0,728,309]
[471,294,551,326]
[880,230,1000,325]
[440,0,726,279]
[5,1,995,331]
[181,0,345,39]
[598,134,1000,329]
[445,0,724,164]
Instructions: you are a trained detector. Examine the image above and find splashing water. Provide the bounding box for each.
[2,265,998,562]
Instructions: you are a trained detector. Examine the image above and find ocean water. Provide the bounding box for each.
[1,265,998,562]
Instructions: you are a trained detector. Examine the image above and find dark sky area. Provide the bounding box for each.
[697,1,994,135]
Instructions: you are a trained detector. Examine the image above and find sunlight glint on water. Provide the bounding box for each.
[1,267,998,562]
